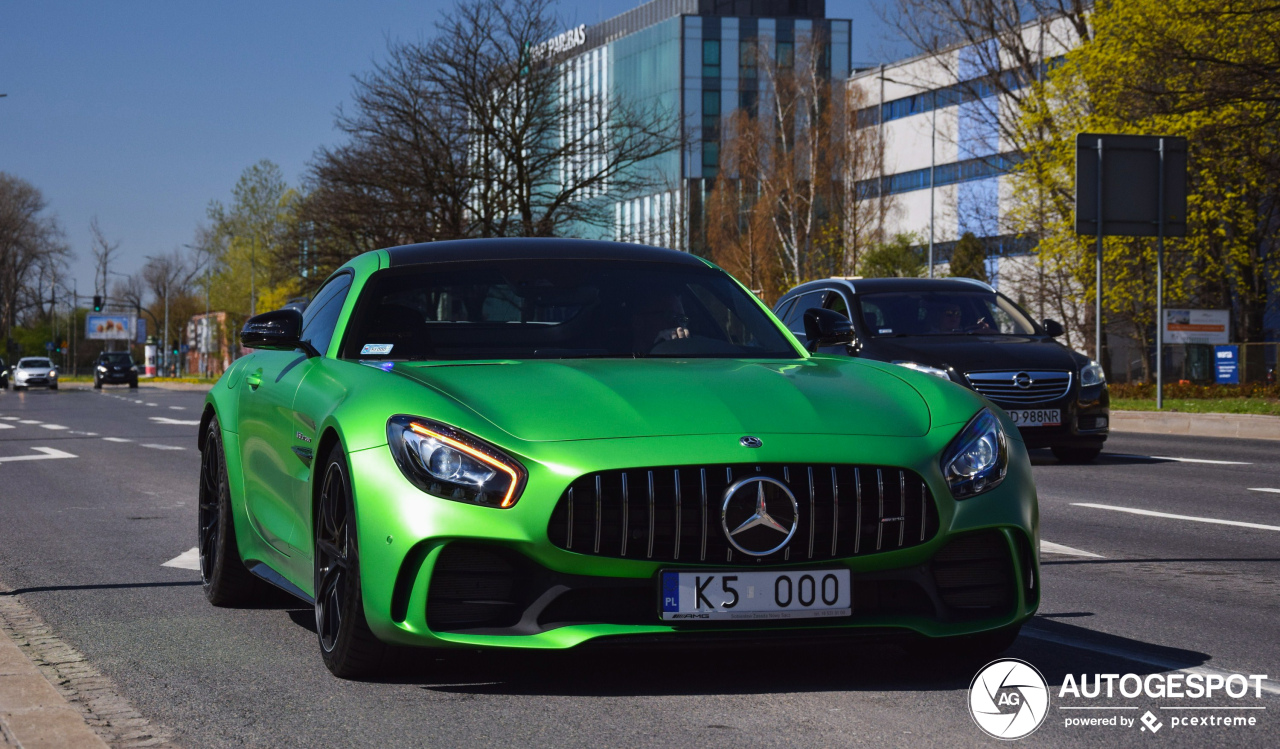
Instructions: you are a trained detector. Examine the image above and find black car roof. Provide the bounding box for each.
[384,238,704,268]
[781,276,996,299]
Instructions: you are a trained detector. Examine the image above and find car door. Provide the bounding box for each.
[239,273,353,557]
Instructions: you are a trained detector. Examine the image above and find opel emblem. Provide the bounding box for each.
[739,436,763,448]
[1013,372,1033,389]
[720,477,798,556]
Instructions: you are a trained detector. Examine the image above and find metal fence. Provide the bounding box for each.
[1108,342,1278,385]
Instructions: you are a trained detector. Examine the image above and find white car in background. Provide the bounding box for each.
[11,357,58,390]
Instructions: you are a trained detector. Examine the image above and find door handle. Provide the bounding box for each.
[246,369,263,389]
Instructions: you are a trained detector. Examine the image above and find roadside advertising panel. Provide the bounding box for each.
[85,315,133,341]
[1163,309,1229,344]
[1215,345,1240,384]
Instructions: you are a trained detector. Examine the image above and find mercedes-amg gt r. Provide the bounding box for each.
[198,239,1040,677]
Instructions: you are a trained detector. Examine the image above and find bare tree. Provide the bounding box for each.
[89,216,120,303]
[0,173,70,352]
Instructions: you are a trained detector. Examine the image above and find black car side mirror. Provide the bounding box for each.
[240,309,320,357]
[1042,319,1064,338]
[803,308,858,353]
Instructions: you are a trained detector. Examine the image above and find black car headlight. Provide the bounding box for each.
[940,409,1008,499]
[1080,359,1106,387]
[386,415,526,508]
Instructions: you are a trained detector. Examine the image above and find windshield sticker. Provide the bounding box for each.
[878,328,893,334]
[360,343,394,355]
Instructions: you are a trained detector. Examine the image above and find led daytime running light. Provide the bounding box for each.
[406,422,522,508]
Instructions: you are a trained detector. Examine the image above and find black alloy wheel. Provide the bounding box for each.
[314,444,387,678]
[93,376,102,389]
[199,416,265,605]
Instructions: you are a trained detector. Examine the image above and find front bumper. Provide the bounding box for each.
[96,370,137,383]
[995,384,1109,450]
[15,375,54,387]
[345,431,1040,651]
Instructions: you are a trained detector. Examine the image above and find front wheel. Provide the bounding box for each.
[199,416,268,605]
[50,383,57,390]
[1052,446,1102,464]
[314,444,387,678]
[93,378,102,389]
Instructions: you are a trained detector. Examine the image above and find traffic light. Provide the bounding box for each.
[93,295,103,312]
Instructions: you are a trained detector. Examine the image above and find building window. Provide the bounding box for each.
[702,39,721,78]
[702,142,720,170]
[776,41,794,69]
[740,41,757,78]
[702,90,720,138]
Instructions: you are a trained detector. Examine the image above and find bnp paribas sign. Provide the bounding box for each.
[532,25,587,60]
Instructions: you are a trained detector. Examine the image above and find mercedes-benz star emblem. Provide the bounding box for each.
[1013,372,1033,389]
[739,436,763,448]
[720,477,799,556]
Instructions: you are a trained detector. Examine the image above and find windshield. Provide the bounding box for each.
[858,291,1037,337]
[342,259,799,361]
[20,359,54,369]
[101,353,133,365]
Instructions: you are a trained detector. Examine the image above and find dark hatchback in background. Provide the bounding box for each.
[774,277,1109,462]
[94,351,139,388]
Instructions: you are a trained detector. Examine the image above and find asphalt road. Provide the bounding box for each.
[0,385,1276,747]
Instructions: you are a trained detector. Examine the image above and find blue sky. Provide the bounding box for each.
[0,1,904,294]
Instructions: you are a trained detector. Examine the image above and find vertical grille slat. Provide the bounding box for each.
[549,463,938,566]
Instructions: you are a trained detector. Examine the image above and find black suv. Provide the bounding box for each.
[774,277,1109,462]
[94,351,139,389]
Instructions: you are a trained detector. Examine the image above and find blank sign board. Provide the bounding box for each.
[1075,133,1188,237]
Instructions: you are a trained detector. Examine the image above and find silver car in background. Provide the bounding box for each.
[11,357,59,390]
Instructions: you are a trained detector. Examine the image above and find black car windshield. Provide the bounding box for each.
[858,291,1038,337]
[20,359,53,368]
[342,259,799,360]
[101,353,132,364]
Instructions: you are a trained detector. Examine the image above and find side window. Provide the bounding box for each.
[823,291,851,318]
[773,297,797,322]
[785,291,828,335]
[301,274,353,356]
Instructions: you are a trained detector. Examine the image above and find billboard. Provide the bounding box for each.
[85,315,133,341]
[1164,309,1229,344]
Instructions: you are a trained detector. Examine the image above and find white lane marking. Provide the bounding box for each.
[148,417,201,426]
[1248,488,1280,494]
[39,424,68,430]
[169,406,186,410]
[0,416,19,421]
[133,400,144,404]
[68,431,98,436]
[162,547,201,571]
[1023,627,1280,696]
[0,424,13,430]
[146,403,157,407]
[1041,540,1103,558]
[1109,453,1252,466]
[18,420,40,425]
[1073,503,1280,532]
[140,443,185,451]
[102,437,133,443]
[0,447,78,464]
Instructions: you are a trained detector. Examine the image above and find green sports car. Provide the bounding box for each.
[198,239,1039,677]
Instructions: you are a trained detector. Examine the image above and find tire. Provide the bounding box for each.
[199,416,268,606]
[50,383,57,390]
[93,378,102,389]
[129,379,138,388]
[314,443,388,678]
[1052,446,1102,464]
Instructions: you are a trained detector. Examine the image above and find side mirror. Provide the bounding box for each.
[803,308,858,353]
[1042,319,1064,338]
[240,309,319,357]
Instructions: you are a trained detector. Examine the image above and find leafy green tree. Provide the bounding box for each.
[206,160,299,318]
[860,233,925,278]
[949,232,987,281]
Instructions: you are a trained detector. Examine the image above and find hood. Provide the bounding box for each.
[866,335,1080,375]
[392,358,932,442]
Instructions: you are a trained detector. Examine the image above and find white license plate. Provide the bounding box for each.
[1007,408,1061,427]
[660,569,851,621]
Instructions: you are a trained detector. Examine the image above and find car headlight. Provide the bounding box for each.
[98,365,108,372]
[1080,360,1106,387]
[386,415,527,508]
[940,409,1008,499]
[892,361,952,380]
[130,366,138,372]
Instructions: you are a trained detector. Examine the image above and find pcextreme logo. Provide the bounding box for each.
[968,659,1051,740]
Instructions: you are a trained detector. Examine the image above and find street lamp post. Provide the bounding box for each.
[879,72,939,278]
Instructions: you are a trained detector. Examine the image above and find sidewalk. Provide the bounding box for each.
[1111,409,1280,441]
[0,631,107,748]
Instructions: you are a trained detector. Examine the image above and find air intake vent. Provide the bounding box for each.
[931,530,1015,618]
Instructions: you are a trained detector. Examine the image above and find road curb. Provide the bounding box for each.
[1110,409,1280,441]
[0,626,108,748]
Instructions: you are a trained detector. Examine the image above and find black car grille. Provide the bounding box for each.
[930,530,1016,618]
[547,463,939,566]
[966,370,1072,405]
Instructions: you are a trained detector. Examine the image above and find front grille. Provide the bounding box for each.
[930,530,1015,618]
[966,370,1072,405]
[426,544,529,631]
[547,464,939,566]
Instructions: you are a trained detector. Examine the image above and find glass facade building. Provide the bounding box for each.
[557,0,850,250]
